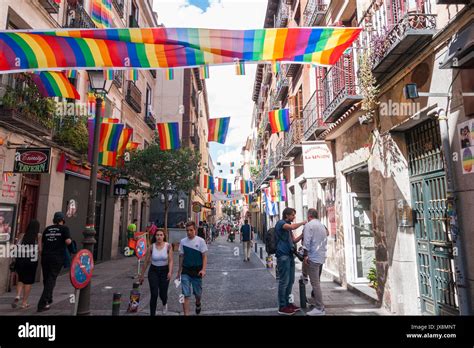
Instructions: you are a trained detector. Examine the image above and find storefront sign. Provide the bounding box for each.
[302,141,334,178]
[114,178,129,196]
[13,148,51,174]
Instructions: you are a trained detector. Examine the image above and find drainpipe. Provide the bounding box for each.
[434,107,471,315]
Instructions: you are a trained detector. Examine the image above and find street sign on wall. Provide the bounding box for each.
[13,148,51,174]
[302,141,334,178]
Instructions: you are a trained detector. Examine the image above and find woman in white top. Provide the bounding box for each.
[139,229,173,316]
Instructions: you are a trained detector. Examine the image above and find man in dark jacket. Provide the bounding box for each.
[37,212,72,312]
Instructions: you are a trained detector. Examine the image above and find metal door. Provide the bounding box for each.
[407,119,458,315]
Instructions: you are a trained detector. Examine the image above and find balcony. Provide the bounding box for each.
[112,0,124,18]
[274,74,289,101]
[144,109,156,130]
[303,89,328,140]
[303,0,327,27]
[64,3,97,28]
[129,15,139,28]
[275,1,289,28]
[125,81,142,113]
[39,0,59,14]
[113,70,123,89]
[283,118,304,158]
[363,2,437,80]
[321,49,362,123]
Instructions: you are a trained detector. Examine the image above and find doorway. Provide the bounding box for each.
[18,175,40,236]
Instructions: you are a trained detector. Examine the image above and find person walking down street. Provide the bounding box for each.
[37,212,72,312]
[127,219,138,256]
[303,209,328,316]
[139,229,173,316]
[11,220,41,309]
[176,221,208,316]
[275,208,306,316]
[240,220,253,262]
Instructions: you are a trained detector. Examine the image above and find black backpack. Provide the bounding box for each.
[265,227,277,255]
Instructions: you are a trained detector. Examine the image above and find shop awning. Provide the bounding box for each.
[439,20,474,69]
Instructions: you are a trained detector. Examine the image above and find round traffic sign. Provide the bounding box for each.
[135,237,147,260]
[70,249,94,289]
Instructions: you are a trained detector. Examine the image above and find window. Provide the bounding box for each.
[145,84,152,116]
[144,140,149,149]
[130,1,139,27]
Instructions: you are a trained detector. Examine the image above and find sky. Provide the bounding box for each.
[152,0,268,183]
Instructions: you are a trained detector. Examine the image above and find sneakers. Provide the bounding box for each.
[288,303,301,312]
[162,304,168,315]
[306,307,326,316]
[278,306,296,316]
[37,305,50,313]
[11,297,20,309]
[195,303,202,315]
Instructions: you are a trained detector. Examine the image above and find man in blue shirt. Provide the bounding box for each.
[240,220,253,262]
[275,208,306,315]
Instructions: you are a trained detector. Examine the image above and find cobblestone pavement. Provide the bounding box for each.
[0,236,388,316]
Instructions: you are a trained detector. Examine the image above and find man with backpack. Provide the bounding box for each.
[267,207,306,315]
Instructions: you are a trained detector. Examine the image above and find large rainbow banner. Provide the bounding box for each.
[0,27,361,72]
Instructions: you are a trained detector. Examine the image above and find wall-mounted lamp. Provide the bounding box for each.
[403,83,419,100]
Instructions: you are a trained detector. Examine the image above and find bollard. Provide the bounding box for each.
[112,293,122,316]
[259,247,263,259]
[299,279,307,309]
[255,242,258,253]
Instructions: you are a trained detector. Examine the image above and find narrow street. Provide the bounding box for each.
[0,235,386,316]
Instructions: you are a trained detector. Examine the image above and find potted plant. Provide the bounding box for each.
[367,258,378,289]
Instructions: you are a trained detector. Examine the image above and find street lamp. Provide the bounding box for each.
[77,70,112,316]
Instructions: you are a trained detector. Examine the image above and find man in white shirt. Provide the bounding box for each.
[302,208,328,316]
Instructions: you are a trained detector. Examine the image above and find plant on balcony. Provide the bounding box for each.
[250,166,261,180]
[53,116,89,155]
[1,75,55,130]
[367,258,378,289]
[370,28,390,66]
[359,51,380,122]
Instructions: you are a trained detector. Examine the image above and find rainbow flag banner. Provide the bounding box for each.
[102,118,119,123]
[165,69,174,80]
[103,69,114,80]
[99,122,124,153]
[31,71,80,99]
[226,183,232,195]
[202,175,213,190]
[117,128,133,156]
[235,60,245,75]
[230,162,235,167]
[91,0,113,29]
[270,179,287,202]
[217,178,227,193]
[209,178,215,194]
[244,195,249,205]
[240,180,253,194]
[157,122,180,150]
[199,65,209,79]
[208,117,230,144]
[127,69,138,81]
[65,69,77,79]
[126,142,140,151]
[272,61,281,74]
[269,109,290,133]
[99,150,116,167]
[0,28,362,72]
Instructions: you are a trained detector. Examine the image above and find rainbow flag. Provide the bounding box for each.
[126,142,140,151]
[103,69,114,80]
[157,122,180,150]
[240,180,253,194]
[230,162,235,167]
[117,128,133,156]
[31,71,80,99]
[269,109,290,133]
[65,69,77,79]
[226,183,232,195]
[235,60,245,75]
[207,193,212,202]
[202,175,213,190]
[102,118,119,123]
[208,117,230,143]
[87,92,106,116]
[208,177,215,194]
[91,0,112,29]
[127,69,138,81]
[270,179,287,202]
[99,122,124,153]
[98,150,116,167]
[244,195,249,205]
[272,61,281,74]
[217,178,227,193]
[199,65,209,79]
[0,28,362,72]
[165,69,174,80]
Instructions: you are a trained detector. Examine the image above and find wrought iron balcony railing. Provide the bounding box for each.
[112,0,124,18]
[275,1,290,28]
[275,74,289,102]
[113,70,123,89]
[65,3,97,29]
[39,0,60,14]
[125,81,142,113]
[303,0,327,27]
[283,118,304,157]
[303,89,327,140]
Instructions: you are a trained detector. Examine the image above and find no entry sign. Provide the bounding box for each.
[135,237,147,260]
[70,249,94,289]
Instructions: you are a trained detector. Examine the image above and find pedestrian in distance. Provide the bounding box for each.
[37,212,72,312]
[139,229,173,316]
[176,221,208,316]
[240,219,253,262]
[303,209,328,316]
[275,207,306,315]
[127,219,138,256]
[12,219,41,309]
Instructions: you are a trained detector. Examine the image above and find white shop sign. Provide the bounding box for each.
[302,141,335,178]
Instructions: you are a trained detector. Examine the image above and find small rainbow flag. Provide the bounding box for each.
[157,122,180,150]
[207,193,212,202]
[103,69,114,80]
[230,169,234,174]
[126,142,140,151]
[272,61,281,74]
[209,178,215,194]
[240,180,253,194]
[244,195,249,205]
[226,183,232,195]
[99,150,116,167]
[269,109,290,133]
[235,60,245,75]
[270,179,287,202]
[99,122,124,153]
[202,175,213,190]
[199,65,209,79]
[218,178,227,193]
[127,69,138,81]
[87,92,106,116]
[65,69,77,79]
[165,69,174,80]
[31,71,80,99]
[208,117,230,143]
[91,0,112,29]
[230,162,235,167]
[102,118,119,123]
[117,128,133,156]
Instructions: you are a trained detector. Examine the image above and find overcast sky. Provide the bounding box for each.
[152,0,267,182]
